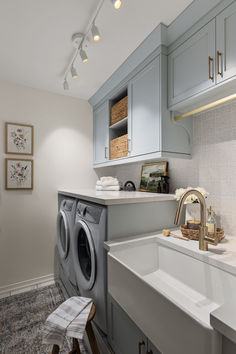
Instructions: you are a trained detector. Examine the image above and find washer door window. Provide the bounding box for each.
[57,210,70,259]
[74,220,96,291]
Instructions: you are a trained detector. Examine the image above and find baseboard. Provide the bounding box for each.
[0,273,55,299]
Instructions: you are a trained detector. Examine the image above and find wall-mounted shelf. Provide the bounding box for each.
[109,116,128,130]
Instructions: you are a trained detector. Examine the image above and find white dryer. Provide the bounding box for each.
[57,198,77,288]
[72,201,107,334]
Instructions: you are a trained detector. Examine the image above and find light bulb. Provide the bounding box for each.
[80,49,88,63]
[71,65,78,79]
[91,23,101,41]
[111,0,122,9]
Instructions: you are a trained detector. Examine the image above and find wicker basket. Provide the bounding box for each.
[110,96,128,126]
[110,134,128,160]
[180,225,224,242]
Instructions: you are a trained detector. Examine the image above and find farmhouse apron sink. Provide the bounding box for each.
[105,233,236,354]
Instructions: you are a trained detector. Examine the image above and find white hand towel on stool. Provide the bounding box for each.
[42,296,92,347]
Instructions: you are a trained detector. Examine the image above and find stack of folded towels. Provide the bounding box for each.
[96,176,120,191]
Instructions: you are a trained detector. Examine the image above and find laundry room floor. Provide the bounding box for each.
[0,283,87,354]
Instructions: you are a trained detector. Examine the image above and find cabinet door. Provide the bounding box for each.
[168,19,215,107]
[147,339,162,354]
[216,1,236,84]
[93,102,109,164]
[108,295,147,354]
[129,57,160,157]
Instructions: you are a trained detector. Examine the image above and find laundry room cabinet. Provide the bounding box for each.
[108,294,161,354]
[93,101,109,164]
[128,57,160,157]
[168,1,236,109]
[216,1,236,84]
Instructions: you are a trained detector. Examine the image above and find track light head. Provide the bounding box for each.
[111,0,122,9]
[63,79,69,90]
[80,48,88,63]
[91,23,101,41]
[71,65,78,79]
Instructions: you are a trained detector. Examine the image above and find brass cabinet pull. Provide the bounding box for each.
[138,340,145,354]
[128,138,131,153]
[104,147,108,159]
[217,51,223,77]
[208,56,214,81]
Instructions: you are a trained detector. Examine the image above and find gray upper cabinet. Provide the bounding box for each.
[129,57,160,157]
[216,1,236,84]
[93,102,109,164]
[168,19,216,107]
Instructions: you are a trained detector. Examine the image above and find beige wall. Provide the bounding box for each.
[0,81,97,289]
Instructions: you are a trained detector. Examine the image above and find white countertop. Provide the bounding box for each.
[58,189,176,205]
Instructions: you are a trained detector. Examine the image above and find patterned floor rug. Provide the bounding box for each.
[0,283,87,354]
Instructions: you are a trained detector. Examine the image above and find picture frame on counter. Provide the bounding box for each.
[5,122,34,155]
[5,158,34,190]
[139,162,168,192]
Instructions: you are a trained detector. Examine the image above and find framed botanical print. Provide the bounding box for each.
[5,158,34,190]
[5,122,34,155]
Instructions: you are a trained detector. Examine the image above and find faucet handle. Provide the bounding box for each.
[204,235,219,246]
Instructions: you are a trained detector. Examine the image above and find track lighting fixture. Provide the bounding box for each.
[63,79,69,90]
[80,48,88,63]
[71,65,78,79]
[111,0,122,9]
[91,22,101,41]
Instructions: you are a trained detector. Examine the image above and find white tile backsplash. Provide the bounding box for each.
[96,100,236,236]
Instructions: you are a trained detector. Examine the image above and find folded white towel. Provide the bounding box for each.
[42,297,92,347]
[100,176,119,186]
[96,185,120,191]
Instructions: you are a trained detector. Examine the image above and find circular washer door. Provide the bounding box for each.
[73,220,96,291]
[57,210,70,259]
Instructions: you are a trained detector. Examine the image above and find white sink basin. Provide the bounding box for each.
[106,233,236,354]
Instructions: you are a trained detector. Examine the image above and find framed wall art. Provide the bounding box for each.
[139,162,168,192]
[5,158,34,190]
[5,122,34,155]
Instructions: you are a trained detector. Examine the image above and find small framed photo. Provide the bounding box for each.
[5,122,34,155]
[5,158,34,190]
[139,162,168,192]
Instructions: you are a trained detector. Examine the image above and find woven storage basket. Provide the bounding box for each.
[110,96,128,126]
[180,225,224,242]
[110,134,128,160]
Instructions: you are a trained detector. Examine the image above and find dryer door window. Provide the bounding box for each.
[75,220,96,290]
[57,211,69,259]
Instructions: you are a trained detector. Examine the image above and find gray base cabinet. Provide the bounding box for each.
[108,294,161,354]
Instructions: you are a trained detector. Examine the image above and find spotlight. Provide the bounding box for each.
[80,48,88,63]
[111,0,122,9]
[91,23,101,41]
[71,65,78,79]
[63,79,69,90]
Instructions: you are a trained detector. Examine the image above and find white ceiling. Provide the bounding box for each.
[0,0,193,100]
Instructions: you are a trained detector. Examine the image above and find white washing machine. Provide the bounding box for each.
[57,197,77,289]
[72,200,107,334]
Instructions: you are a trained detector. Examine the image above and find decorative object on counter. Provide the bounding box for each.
[123,181,136,191]
[175,186,209,223]
[180,225,224,242]
[186,218,201,230]
[162,229,189,241]
[5,122,34,155]
[5,158,33,190]
[206,206,216,233]
[139,162,168,192]
[96,176,120,191]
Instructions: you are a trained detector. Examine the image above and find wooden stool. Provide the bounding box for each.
[51,303,100,354]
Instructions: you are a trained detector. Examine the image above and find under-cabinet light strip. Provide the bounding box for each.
[174,94,236,121]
